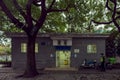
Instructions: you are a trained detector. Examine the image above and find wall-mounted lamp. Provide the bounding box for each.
[50,54,54,58]
[74,54,77,58]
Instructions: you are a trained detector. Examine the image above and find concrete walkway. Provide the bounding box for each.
[0,68,120,80]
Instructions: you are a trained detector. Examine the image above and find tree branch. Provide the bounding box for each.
[48,0,56,10]
[33,0,41,6]
[92,20,113,24]
[92,15,120,29]
[12,0,27,21]
[115,15,120,20]
[0,0,27,31]
[106,0,113,11]
[34,0,47,35]
[111,0,120,31]
[93,0,120,32]
[26,0,34,28]
[106,0,120,14]
[112,0,116,20]
[47,0,70,13]
[32,17,38,22]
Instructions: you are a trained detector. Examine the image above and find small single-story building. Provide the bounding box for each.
[7,33,109,69]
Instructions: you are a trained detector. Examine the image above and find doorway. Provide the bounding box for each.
[56,50,71,68]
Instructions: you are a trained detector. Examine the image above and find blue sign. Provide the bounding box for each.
[55,46,71,50]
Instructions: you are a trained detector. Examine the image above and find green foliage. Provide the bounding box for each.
[108,57,116,64]
[0,45,11,54]
[0,0,23,32]
[31,5,41,20]
[40,10,68,33]
[0,0,114,33]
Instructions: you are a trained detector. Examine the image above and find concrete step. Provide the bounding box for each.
[45,67,78,71]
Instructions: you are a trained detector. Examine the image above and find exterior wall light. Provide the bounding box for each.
[50,54,54,57]
[74,54,77,58]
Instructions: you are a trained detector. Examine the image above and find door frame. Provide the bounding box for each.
[56,50,71,68]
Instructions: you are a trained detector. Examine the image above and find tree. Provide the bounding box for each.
[40,0,111,33]
[0,0,113,33]
[92,0,120,57]
[106,31,119,57]
[0,0,116,77]
[92,0,120,32]
[0,0,71,77]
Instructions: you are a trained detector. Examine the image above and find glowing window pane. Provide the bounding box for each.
[87,44,97,53]
[21,43,27,53]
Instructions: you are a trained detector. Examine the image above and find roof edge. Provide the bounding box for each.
[5,32,110,38]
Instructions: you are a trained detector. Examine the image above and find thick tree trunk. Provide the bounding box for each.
[23,35,39,77]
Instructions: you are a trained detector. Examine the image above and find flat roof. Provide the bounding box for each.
[6,32,109,38]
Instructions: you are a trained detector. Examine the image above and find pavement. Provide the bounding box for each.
[0,68,120,80]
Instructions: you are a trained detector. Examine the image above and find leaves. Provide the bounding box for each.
[0,0,114,33]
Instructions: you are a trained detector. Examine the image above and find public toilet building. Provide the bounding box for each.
[7,33,109,69]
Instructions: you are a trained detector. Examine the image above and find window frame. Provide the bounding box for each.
[21,43,39,53]
[21,43,27,53]
[35,43,39,53]
[87,44,97,54]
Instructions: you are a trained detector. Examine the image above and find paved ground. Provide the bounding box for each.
[0,68,120,80]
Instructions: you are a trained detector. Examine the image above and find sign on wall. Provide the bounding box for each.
[52,38,72,46]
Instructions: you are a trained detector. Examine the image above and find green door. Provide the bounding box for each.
[56,50,71,68]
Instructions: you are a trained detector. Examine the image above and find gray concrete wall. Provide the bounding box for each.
[12,37,55,69]
[11,36,106,69]
[11,37,27,69]
[71,38,105,68]
[36,37,55,69]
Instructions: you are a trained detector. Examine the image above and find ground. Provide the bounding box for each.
[0,68,120,80]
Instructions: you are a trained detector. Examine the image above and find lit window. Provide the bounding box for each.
[21,43,38,53]
[87,44,97,53]
[74,49,80,53]
[21,43,27,53]
[35,43,38,53]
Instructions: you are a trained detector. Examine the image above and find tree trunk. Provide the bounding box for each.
[23,35,39,77]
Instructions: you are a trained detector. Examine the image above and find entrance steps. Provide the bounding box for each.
[45,67,78,71]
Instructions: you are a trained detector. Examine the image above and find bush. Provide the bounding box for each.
[108,57,116,64]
